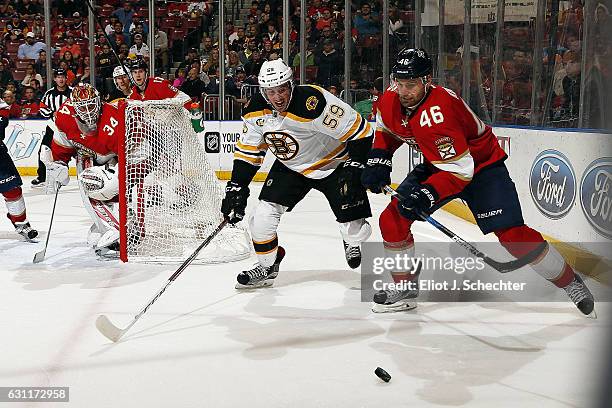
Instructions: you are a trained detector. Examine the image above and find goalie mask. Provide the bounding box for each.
[71,84,101,128]
[258,59,294,112]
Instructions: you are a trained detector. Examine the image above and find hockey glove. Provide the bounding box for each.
[396,184,439,221]
[338,159,365,204]
[45,161,69,194]
[361,149,393,194]
[221,181,250,224]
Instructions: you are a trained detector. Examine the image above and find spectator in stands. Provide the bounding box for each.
[105,16,119,36]
[2,90,21,118]
[315,39,343,87]
[129,34,150,62]
[19,86,40,118]
[9,14,28,33]
[199,36,215,63]
[316,8,334,31]
[128,14,149,38]
[118,43,130,64]
[154,27,169,74]
[130,22,147,44]
[173,68,187,88]
[3,27,24,44]
[202,50,220,76]
[327,85,339,96]
[30,78,43,100]
[56,0,83,18]
[304,17,319,48]
[112,1,135,31]
[28,14,45,38]
[226,51,244,77]
[60,51,79,73]
[97,43,116,83]
[110,21,127,48]
[225,66,247,101]
[562,50,582,121]
[17,32,47,60]
[177,48,201,78]
[0,3,11,18]
[181,67,207,102]
[263,22,279,44]
[353,3,380,36]
[0,44,8,63]
[308,0,326,20]
[238,38,258,65]
[68,11,87,39]
[6,82,19,100]
[59,34,81,59]
[51,14,67,43]
[247,1,260,20]
[244,49,264,77]
[0,62,14,91]
[261,39,274,60]
[229,27,246,52]
[316,26,341,53]
[74,65,92,86]
[20,64,43,89]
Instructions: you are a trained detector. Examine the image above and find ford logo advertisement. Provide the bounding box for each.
[529,150,576,219]
[580,158,612,239]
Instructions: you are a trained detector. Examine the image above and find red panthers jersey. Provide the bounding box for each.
[129,76,191,109]
[373,85,507,200]
[51,99,126,164]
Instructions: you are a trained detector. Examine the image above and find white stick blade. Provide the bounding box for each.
[96,315,124,342]
[32,250,46,264]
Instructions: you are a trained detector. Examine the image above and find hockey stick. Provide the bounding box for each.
[382,185,546,273]
[33,182,61,264]
[95,219,229,342]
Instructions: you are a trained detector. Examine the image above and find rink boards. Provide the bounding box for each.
[8,119,611,254]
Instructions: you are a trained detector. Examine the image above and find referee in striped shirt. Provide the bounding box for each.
[32,69,72,186]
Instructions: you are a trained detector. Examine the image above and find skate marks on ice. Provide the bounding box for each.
[212,268,385,360]
[370,302,602,407]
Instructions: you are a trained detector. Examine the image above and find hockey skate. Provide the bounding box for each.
[236,247,285,289]
[94,229,120,260]
[343,240,362,269]
[13,221,38,241]
[563,274,596,318]
[372,261,422,313]
[31,178,45,188]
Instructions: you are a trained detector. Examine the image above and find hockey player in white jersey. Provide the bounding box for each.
[222,59,374,288]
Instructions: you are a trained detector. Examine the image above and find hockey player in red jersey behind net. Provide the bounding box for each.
[0,98,38,240]
[361,48,595,316]
[42,83,127,255]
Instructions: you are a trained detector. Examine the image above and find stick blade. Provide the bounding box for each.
[96,315,124,342]
[32,250,46,264]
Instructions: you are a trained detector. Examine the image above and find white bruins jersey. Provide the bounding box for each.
[236,85,373,179]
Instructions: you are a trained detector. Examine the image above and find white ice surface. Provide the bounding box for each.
[0,177,609,408]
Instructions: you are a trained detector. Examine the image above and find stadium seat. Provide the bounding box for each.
[15,59,35,69]
[13,70,26,81]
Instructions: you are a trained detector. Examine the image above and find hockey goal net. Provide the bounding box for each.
[117,98,251,264]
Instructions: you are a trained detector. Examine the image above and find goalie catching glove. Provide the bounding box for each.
[361,149,392,193]
[221,181,249,224]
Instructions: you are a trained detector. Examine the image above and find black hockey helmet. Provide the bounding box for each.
[53,68,67,77]
[129,58,148,72]
[392,48,432,80]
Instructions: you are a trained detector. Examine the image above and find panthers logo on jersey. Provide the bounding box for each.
[264,131,299,160]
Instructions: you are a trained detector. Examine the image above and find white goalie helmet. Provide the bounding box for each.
[71,84,101,128]
[258,59,294,104]
[80,165,119,201]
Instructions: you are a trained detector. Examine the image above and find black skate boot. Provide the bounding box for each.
[13,221,38,241]
[343,240,362,269]
[236,246,285,289]
[563,274,596,318]
[372,261,422,313]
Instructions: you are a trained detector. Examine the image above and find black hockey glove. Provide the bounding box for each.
[361,149,393,194]
[338,159,365,204]
[396,184,439,221]
[221,181,250,224]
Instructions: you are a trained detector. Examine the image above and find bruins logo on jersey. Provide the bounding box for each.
[256,118,265,126]
[306,95,319,111]
[264,131,299,160]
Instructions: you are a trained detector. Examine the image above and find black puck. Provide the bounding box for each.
[375,367,391,382]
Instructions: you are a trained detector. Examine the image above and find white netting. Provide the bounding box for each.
[122,98,252,263]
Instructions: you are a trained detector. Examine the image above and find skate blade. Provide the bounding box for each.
[586,309,597,319]
[372,300,417,313]
[235,280,275,290]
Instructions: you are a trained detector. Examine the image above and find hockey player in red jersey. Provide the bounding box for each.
[43,84,126,255]
[0,98,38,240]
[361,48,595,316]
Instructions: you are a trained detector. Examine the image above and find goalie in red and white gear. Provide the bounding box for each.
[43,83,126,256]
